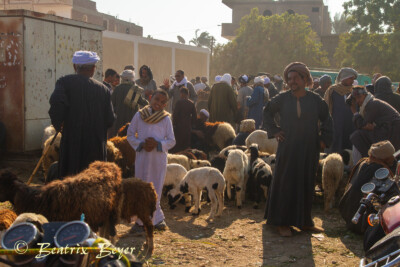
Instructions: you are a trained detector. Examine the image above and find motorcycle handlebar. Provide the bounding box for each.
[352,203,367,224]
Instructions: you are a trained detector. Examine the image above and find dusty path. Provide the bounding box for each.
[1,155,364,266]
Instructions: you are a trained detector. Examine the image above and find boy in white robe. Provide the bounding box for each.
[127,90,176,231]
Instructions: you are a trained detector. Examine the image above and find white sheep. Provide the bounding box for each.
[212,122,236,150]
[322,153,344,212]
[245,130,278,154]
[173,167,225,221]
[219,145,247,159]
[189,159,211,169]
[223,149,249,208]
[164,164,190,211]
[167,154,190,171]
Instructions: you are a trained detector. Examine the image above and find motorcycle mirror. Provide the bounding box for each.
[361,182,376,194]
[375,168,390,180]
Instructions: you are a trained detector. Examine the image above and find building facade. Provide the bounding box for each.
[222,0,332,39]
[0,0,143,36]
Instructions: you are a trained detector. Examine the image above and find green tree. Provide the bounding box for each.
[211,8,329,78]
[189,29,214,49]
[332,12,352,34]
[334,31,400,80]
[344,0,400,33]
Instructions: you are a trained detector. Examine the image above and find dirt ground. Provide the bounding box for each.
[0,154,364,266]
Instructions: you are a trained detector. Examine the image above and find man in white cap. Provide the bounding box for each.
[49,50,115,178]
[109,69,148,137]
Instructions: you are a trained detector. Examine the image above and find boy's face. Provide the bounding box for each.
[151,93,168,111]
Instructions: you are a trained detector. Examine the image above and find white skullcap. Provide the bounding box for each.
[200,109,209,118]
[120,70,135,80]
[353,80,359,86]
[263,77,271,85]
[215,75,222,82]
[221,73,232,85]
[254,76,263,84]
[72,50,100,65]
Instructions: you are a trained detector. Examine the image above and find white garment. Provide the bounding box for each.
[171,76,188,88]
[127,111,176,225]
[360,93,373,117]
[194,82,206,92]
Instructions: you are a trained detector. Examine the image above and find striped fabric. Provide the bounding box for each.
[139,105,170,124]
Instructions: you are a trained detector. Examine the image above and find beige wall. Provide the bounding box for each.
[138,43,172,84]
[175,49,208,80]
[102,37,134,75]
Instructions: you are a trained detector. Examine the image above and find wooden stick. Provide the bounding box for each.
[27,132,59,185]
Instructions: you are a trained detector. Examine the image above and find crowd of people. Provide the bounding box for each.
[46,50,400,236]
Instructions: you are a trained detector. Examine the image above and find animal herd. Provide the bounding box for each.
[0,122,352,257]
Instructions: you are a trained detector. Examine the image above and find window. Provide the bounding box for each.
[287,9,295,15]
[82,15,88,22]
[312,7,319,12]
[126,28,130,34]
[263,9,272,16]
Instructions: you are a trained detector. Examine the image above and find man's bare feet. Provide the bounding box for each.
[277,226,292,237]
[301,225,324,233]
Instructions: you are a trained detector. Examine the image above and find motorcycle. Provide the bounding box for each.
[0,219,142,267]
[353,161,400,266]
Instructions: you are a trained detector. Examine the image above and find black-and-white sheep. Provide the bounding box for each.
[164,163,190,211]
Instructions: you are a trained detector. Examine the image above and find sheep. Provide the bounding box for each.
[176,149,208,160]
[219,145,247,159]
[164,164,190,211]
[120,178,157,257]
[211,122,236,151]
[42,125,56,149]
[322,153,344,212]
[42,133,62,179]
[0,209,17,231]
[190,159,211,169]
[0,161,122,241]
[261,153,276,174]
[117,123,130,137]
[168,154,190,171]
[11,213,48,233]
[210,155,226,174]
[245,130,278,154]
[247,144,273,209]
[223,149,249,208]
[108,136,136,177]
[339,149,354,172]
[107,140,123,165]
[170,167,225,221]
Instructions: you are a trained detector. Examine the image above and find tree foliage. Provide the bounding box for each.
[334,31,400,80]
[332,12,352,34]
[344,0,400,33]
[189,29,214,49]
[211,9,329,78]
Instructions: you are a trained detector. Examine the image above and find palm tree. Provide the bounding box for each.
[189,29,214,49]
[332,12,352,34]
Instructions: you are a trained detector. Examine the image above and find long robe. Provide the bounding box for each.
[350,98,400,157]
[171,98,197,153]
[329,90,354,153]
[168,82,197,112]
[127,111,175,224]
[208,82,237,126]
[49,74,115,177]
[263,91,332,227]
[247,85,265,129]
[109,83,148,137]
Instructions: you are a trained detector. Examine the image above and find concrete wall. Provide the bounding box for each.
[102,31,210,85]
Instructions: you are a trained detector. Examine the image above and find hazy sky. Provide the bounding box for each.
[94,0,347,45]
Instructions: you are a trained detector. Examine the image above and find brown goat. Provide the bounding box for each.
[117,123,130,137]
[108,136,136,177]
[0,161,122,239]
[0,209,17,230]
[120,178,157,257]
[176,149,208,160]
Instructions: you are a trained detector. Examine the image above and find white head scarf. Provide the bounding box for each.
[120,70,135,82]
[221,73,231,85]
[254,76,263,85]
[263,77,271,85]
[215,75,222,82]
[72,51,100,65]
[200,109,209,118]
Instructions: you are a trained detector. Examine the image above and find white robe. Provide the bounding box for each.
[127,111,176,225]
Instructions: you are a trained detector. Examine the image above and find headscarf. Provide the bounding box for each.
[283,62,313,87]
[72,51,100,65]
[254,76,263,85]
[120,70,135,82]
[263,77,271,85]
[215,75,222,82]
[368,140,395,160]
[139,65,153,80]
[319,75,332,88]
[221,73,231,85]
[239,74,249,84]
[336,68,358,83]
[200,109,209,118]
[171,76,188,87]
[374,76,393,97]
